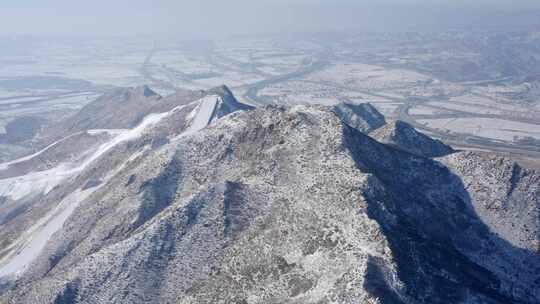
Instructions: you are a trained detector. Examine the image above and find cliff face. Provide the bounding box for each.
[0,95,538,303]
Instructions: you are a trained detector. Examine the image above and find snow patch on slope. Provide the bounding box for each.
[0,167,72,201]
[0,104,187,200]
[0,132,82,171]
[186,95,220,133]
[0,188,94,278]
[0,140,157,278]
[0,129,126,172]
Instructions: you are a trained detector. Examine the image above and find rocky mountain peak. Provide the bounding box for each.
[371,119,454,158]
[206,86,255,121]
[131,85,159,98]
[330,102,386,134]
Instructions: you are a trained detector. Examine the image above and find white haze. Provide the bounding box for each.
[1,0,540,38]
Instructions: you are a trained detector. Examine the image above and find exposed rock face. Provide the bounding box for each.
[372,120,454,158]
[331,102,386,134]
[0,94,538,304]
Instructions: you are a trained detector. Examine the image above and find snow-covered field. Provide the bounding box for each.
[259,81,346,105]
[0,93,99,119]
[0,96,45,105]
[308,62,431,92]
[152,53,215,74]
[449,94,528,113]
[0,37,150,88]
[409,105,439,115]
[190,72,264,88]
[418,117,540,141]
[63,66,144,87]
[259,79,402,107]
[427,101,504,115]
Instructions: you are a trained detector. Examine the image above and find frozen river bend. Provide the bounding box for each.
[0,86,539,304]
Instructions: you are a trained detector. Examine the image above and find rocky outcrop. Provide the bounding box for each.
[440,151,540,252]
[330,102,386,134]
[372,120,454,158]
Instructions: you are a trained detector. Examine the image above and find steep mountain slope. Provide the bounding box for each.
[0,98,538,303]
[0,86,251,287]
[440,152,540,252]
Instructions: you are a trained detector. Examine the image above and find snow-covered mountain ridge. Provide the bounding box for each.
[0,86,538,304]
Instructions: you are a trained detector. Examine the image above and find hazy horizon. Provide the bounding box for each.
[2,0,540,38]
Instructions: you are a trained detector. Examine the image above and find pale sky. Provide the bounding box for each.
[1,0,539,37]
